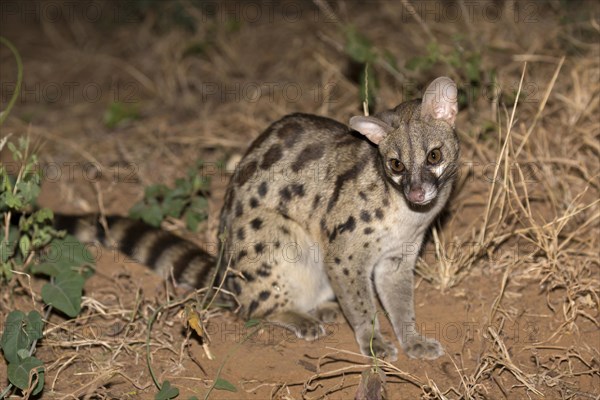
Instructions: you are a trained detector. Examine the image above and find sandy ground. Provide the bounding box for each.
[1,1,598,399]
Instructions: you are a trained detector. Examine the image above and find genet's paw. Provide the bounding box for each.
[359,335,398,362]
[295,321,326,341]
[403,335,444,360]
[315,304,340,323]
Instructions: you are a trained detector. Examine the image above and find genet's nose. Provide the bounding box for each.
[408,187,425,203]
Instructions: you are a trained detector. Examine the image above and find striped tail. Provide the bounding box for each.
[53,215,216,288]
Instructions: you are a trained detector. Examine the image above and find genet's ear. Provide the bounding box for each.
[349,116,394,145]
[421,77,458,127]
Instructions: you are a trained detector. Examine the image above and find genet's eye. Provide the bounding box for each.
[427,149,442,165]
[389,158,405,173]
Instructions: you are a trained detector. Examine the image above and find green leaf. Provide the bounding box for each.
[41,271,85,317]
[7,356,45,395]
[1,229,17,262]
[190,196,208,211]
[104,101,139,129]
[214,377,237,392]
[3,191,22,208]
[17,349,30,360]
[34,208,54,223]
[244,319,261,328]
[30,227,56,249]
[405,56,427,71]
[344,25,375,63]
[1,311,27,363]
[0,311,43,364]
[24,311,43,341]
[171,180,190,197]
[43,235,94,270]
[155,380,179,400]
[30,262,61,277]
[184,210,204,232]
[425,41,440,62]
[382,50,399,72]
[7,141,21,159]
[141,204,164,227]
[1,262,14,280]
[19,234,31,257]
[128,201,146,220]
[145,184,169,199]
[15,180,40,206]
[163,198,186,218]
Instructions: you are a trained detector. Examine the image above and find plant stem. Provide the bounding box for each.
[0,36,23,126]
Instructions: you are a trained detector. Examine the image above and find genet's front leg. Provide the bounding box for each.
[374,254,444,360]
[326,246,398,361]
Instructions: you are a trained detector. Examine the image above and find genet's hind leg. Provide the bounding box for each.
[225,210,334,341]
[267,310,325,341]
[314,301,340,323]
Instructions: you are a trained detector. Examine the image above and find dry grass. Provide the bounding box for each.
[1,0,599,399]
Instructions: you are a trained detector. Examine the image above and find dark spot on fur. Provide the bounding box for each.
[274,241,281,248]
[279,186,292,202]
[278,205,289,216]
[258,263,272,277]
[359,191,367,201]
[276,122,303,147]
[242,270,255,282]
[258,290,271,301]
[262,304,278,317]
[237,249,248,262]
[281,184,305,202]
[292,143,325,173]
[228,277,242,295]
[250,218,263,230]
[312,194,321,210]
[328,229,337,243]
[236,160,258,187]
[337,135,359,147]
[237,227,246,240]
[348,255,353,260]
[245,125,274,154]
[249,197,259,208]
[342,268,349,276]
[222,190,234,215]
[360,210,371,222]
[254,242,265,254]
[383,198,390,207]
[320,218,328,234]
[248,300,259,317]
[339,216,356,233]
[375,208,384,220]
[363,242,369,248]
[235,201,243,217]
[258,181,268,197]
[260,144,283,170]
[364,227,374,234]
[327,162,363,211]
[279,225,290,235]
[334,257,341,264]
[291,184,305,197]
